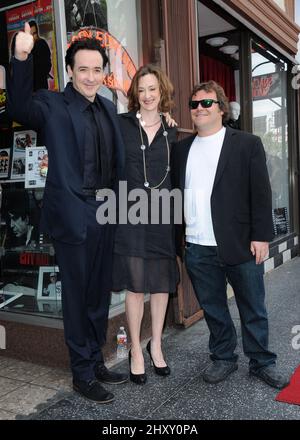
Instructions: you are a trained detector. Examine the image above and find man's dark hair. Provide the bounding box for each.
[29,20,39,35]
[2,190,30,222]
[65,38,109,72]
[189,80,230,123]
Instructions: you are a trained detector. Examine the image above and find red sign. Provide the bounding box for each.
[252,72,281,100]
[6,0,52,24]
[19,252,50,266]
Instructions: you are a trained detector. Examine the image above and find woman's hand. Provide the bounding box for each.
[163,112,178,127]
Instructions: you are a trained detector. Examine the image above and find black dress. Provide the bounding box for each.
[112,111,179,294]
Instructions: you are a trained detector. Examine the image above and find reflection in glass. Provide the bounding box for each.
[251,41,289,234]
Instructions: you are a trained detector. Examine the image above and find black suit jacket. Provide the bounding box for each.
[171,127,274,265]
[7,56,125,244]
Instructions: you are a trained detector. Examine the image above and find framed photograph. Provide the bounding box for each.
[25,146,48,188]
[10,130,37,180]
[37,266,62,300]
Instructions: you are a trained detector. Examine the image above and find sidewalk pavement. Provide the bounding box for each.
[0,257,299,420]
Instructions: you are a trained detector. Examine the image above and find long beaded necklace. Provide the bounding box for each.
[136,111,170,189]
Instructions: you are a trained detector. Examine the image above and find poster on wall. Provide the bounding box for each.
[0,187,40,251]
[64,0,108,33]
[25,146,48,188]
[6,0,59,92]
[272,207,289,235]
[64,0,137,110]
[0,148,11,179]
[10,130,37,180]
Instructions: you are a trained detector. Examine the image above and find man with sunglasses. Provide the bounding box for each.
[171,80,289,390]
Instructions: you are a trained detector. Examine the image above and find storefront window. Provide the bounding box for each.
[198,1,241,129]
[0,182,62,317]
[0,0,137,318]
[0,1,62,318]
[64,0,139,112]
[251,40,290,236]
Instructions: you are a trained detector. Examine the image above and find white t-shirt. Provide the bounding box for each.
[185,126,226,245]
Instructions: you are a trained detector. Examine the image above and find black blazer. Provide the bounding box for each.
[7,56,125,244]
[171,127,274,265]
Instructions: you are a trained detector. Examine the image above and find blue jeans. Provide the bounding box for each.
[185,243,277,372]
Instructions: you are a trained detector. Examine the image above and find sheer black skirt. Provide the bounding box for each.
[112,255,179,294]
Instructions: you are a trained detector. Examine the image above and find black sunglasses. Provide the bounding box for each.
[189,99,220,109]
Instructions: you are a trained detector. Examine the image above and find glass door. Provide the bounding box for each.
[251,40,289,236]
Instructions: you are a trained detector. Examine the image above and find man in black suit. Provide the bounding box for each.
[28,20,52,91]
[171,80,289,389]
[7,23,127,403]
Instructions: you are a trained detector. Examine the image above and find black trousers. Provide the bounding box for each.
[53,199,115,382]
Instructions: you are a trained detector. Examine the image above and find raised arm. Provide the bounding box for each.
[14,22,34,61]
[7,22,50,129]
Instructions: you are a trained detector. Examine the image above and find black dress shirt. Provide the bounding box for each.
[70,85,115,190]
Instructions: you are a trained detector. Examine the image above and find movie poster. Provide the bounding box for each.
[6,0,59,92]
[0,148,11,179]
[64,0,138,111]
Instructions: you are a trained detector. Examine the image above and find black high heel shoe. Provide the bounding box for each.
[128,349,147,385]
[146,340,171,376]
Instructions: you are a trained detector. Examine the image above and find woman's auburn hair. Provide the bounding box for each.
[127,64,174,113]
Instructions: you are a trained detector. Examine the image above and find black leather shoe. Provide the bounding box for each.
[146,340,171,376]
[73,379,114,403]
[203,360,238,384]
[129,349,147,385]
[95,363,128,384]
[249,365,290,389]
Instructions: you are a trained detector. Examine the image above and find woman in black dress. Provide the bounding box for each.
[113,65,179,384]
